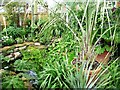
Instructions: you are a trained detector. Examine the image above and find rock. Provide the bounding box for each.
[4,66,9,69]
[0,40,2,42]
[21,77,28,81]
[0,69,5,74]
[11,58,15,61]
[19,46,27,50]
[10,71,16,75]
[27,70,37,78]
[13,52,21,59]
[7,54,13,58]
[14,48,19,52]
[34,42,40,46]
[24,42,34,45]
[24,81,33,89]
[14,43,25,48]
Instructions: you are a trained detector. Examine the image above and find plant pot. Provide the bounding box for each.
[86,51,110,83]
[72,51,110,83]
[72,62,102,84]
[96,51,110,65]
[87,67,102,82]
[72,51,110,84]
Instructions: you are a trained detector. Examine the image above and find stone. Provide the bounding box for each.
[7,54,13,58]
[11,58,15,61]
[21,77,27,81]
[14,48,19,52]
[0,69,5,74]
[13,52,21,59]
[19,46,27,50]
[10,71,16,75]
[34,42,40,46]
[4,66,9,69]
[0,40,2,43]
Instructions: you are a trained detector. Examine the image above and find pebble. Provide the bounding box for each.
[34,43,40,46]
[0,40,2,43]
[0,69,5,74]
[7,54,13,58]
[14,48,19,52]
[4,66,9,69]
[19,46,27,50]
[14,52,21,59]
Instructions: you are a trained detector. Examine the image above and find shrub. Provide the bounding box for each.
[2,36,15,46]
[2,26,26,39]
[15,37,23,44]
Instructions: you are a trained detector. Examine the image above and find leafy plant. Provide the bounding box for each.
[2,75,24,89]
[2,26,26,39]
[4,2,20,26]
[106,60,120,88]
[0,54,11,63]
[114,28,120,44]
[38,57,117,88]
[25,19,31,28]
[21,46,47,70]
[15,37,23,44]
[38,13,67,45]
[38,61,70,88]
[1,36,15,46]
[1,0,119,89]
[0,54,11,69]
[95,44,111,54]
[14,60,35,72]
[97,59,120,89]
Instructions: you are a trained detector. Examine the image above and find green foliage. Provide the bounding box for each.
[38,61,70,88]
[39,15,67,45]
[95,45,111,54]
[39,27,53,44]
[2,75,24,89]
[4,2,19,26]
[114,7,120,23]
[3,38,15,46]
[25,19,31,28]
[115,28,120,44]
[1,36,15,46]
[22,46,44,61]
[1,1,120,89]
[15,37,23,44]
[0,54,11,63]
[65,66,86,88]
[67,2,84,32]
[108,60,120,88]
[14,60,35,71]
[37,18,47,27]
[107,60,120,88]
[38,57,116,88]
[97,60,120,89]
[40,27,79,64]
[2,26,26,39]
[21,46,47,70]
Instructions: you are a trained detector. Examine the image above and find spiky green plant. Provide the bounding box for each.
[37,0,119,89]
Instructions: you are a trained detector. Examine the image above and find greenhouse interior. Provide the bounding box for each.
[0,0,120,89]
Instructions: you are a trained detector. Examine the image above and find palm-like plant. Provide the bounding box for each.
[38,0,119,88]
[63,1,117,88]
